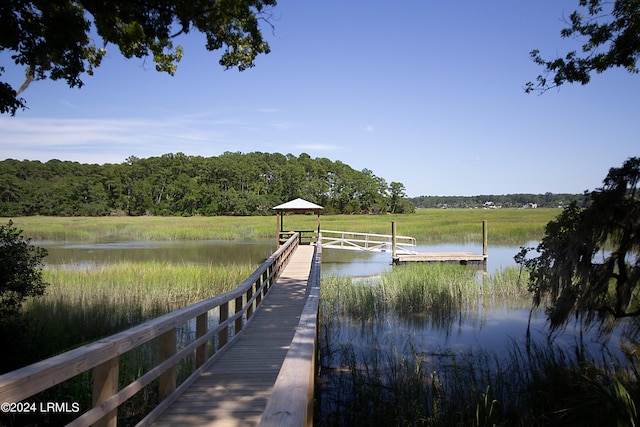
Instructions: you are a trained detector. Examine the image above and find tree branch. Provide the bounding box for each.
[16,72,34,96]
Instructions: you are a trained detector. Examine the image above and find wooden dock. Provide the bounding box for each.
[393,251,487,265]
[392,220,488,266]
[151,244,317,427]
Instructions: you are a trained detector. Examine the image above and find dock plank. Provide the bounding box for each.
[151,245,316,427]
[395,251,486,264]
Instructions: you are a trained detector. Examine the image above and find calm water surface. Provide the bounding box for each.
[38,239,624,356]
[39,239,524,275]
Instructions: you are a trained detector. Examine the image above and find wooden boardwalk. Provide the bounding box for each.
[151,244,316,427]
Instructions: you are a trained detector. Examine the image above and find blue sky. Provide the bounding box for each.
[1,0,638,197]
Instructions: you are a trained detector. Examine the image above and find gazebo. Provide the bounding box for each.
[273,198,323,245]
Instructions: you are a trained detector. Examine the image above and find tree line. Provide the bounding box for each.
[410,193,586,210]
[0,152,414,217]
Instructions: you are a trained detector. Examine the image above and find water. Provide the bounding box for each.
[31,237,637,425]
[323,242,530,277]
[319,240,632,366]
[39,238,526,275]
[37,238,627,357]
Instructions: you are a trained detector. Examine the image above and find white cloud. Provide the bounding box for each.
[0,115,234,163]
[363,124,375,132]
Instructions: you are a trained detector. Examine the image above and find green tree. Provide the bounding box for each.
[0,221,49,371]
[0,221,48,324]
[517,157,640,330]
[527,0,640,93]
[389,181,414,214]
[277,154,305,201]
[0,153,409,216]
[1,0,276,115]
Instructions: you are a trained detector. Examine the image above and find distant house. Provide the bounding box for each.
[483,201,501,209]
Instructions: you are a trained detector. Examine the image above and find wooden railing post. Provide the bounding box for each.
[219,302,229,348]
[247,285,254,320]
[256,273,265,306]
[92,356,119,427]
[195,313,207,368]
[235,295,244,334]
[159,329,176,400]
[265,266,272,295]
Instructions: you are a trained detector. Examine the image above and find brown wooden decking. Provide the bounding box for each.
[151,245,316,427]
[394,251,486,265]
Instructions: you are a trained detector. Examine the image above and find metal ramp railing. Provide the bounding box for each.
[320,229,417,254]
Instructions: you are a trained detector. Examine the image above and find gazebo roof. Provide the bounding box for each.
[273,198,323,212]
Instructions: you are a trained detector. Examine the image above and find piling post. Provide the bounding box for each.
[391,221,397,260]
[482,220,488,258]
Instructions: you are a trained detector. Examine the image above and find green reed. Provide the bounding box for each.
[321,264,531,322]
[5,208,558,244]
[21,261,254,361]
[317,265,639,426]
[6,215,276,241]
[4,260,256,425]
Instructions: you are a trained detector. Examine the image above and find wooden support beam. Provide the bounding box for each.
[235,295,244,334]
[219,302,229,347]
[247,285,254,320]
[92,357,119,427]
[159,329,176,400]
[195,313,207,368]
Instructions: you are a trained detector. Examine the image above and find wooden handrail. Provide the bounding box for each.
[0,233,300,427]
[259,234,322,427]
[278,229,318,245]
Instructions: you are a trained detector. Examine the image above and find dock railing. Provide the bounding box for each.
[260,234,322,427]
[278,230,318,245]
[320,229,417,254]
[0,233,301,427]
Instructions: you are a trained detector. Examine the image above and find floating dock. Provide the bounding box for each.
[391,220,488,267]
[392,251,486,265]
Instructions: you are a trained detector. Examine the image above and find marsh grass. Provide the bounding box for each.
[318,264,640,426]
[5,208,559,244]
[3,261,255,425]
[321,264,532,323]
[21,261,254,362]
[7,215,276,241]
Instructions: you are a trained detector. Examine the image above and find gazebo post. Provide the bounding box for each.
[276,212,282,246]
[273,198,323,246]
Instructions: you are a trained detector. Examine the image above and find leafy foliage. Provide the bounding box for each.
[0,152,413,216]
[517,157,640,330]
[527,0,640,92]
[0,220,48,324]
[0,0,276,114]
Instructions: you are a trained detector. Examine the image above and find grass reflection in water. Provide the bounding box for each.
[317,264,640,427]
